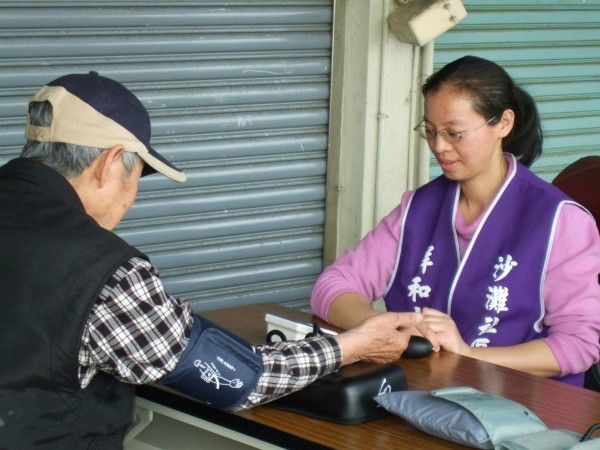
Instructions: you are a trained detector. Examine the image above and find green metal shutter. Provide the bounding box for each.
[432,0,600,181]
[0,1,333,312]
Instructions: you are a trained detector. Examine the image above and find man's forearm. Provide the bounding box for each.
[235,336,342,410]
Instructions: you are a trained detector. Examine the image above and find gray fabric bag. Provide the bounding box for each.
[374,386,599,450]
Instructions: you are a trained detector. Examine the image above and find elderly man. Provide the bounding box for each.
[0,72,428,449]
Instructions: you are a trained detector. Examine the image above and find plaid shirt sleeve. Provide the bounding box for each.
[78,257,194,387]
[79,256,343,408]
[235,336,342,410]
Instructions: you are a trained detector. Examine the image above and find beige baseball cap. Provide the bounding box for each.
[25,71,187,182]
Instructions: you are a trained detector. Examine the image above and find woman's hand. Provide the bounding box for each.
[419,307,472,356]
[418,307,562,377]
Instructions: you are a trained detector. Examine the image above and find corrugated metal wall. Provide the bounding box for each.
[0,1,333,312]
[431,0,600,181]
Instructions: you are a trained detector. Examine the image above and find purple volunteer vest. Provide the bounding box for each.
[385,155,583,385]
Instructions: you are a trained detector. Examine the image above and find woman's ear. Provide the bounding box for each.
[498,109,515,138]
[94,145,125,188]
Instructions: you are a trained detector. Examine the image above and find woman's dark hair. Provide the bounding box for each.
[421,55,542,167]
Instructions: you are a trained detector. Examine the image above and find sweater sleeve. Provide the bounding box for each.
[542,203,600,375]
[310,192,413,321]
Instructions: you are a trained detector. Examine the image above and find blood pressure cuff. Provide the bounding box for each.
[158,314,263,411]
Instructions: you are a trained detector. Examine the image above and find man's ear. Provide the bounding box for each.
[94,145,125,188]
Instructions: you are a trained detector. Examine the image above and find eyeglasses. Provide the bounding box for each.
[414,115,498,144]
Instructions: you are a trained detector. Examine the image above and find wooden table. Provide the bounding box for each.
[135,303,600,449]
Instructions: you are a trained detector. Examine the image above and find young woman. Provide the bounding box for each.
[311,56,600,386]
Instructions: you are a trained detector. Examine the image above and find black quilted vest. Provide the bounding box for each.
[0,158,144,449]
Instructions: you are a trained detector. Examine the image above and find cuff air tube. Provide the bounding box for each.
[158,314,263,410]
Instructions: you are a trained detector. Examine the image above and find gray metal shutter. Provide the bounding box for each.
[431,0,600,181]
[0,1,333,312]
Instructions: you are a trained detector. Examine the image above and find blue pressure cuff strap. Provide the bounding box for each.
[157,314,263,410]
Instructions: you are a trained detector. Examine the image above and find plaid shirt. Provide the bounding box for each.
[79,257,342,409]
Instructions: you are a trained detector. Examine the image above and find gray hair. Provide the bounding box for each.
[21,101,141,179]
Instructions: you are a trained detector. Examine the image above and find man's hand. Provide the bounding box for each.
[333,312,425,365]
